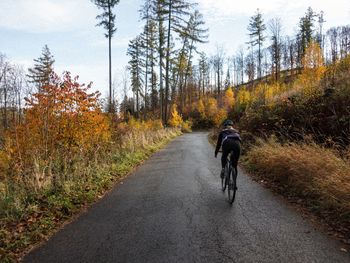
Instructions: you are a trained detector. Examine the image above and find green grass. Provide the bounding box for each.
[0,129,181,262]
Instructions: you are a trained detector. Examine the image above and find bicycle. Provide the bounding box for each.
[220,151,238,204]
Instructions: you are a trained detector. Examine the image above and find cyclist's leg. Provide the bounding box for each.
[231,140,241,169]
[221,142,230,169]
[221,142,230,178]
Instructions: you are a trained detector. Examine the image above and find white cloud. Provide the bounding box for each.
[0,0,97,33]
[199,0,350,32]
[199,0,285,17]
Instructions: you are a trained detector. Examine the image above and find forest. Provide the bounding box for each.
[1,0,350,261]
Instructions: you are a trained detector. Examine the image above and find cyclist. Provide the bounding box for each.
[214,119,241,178]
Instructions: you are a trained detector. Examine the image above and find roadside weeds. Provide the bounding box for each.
[0,130,181,263]
[242,138,350,246]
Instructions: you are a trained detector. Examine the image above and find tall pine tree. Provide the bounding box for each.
[163,0,192,123]
[92,0,120,112]
[247,9,266,79]
[127,36,145,118]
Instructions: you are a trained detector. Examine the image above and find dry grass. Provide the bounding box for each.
[0,126,181,262]
[244,138,350,227]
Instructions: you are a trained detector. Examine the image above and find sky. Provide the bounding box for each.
[0,0,349,99]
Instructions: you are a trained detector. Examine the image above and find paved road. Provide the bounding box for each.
[23,132,349,263]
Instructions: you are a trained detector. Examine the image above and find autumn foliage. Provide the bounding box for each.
[0,70,181,261]
[3,73,111,191]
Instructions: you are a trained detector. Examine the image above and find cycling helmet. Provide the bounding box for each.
[223,119,233,127]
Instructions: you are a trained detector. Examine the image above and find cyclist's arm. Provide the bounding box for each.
[215,132,223,156]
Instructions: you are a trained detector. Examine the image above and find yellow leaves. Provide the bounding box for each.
[237,86,251,108]
[295,42,326,99]
[197,99,206,118]
[223,88,234,111]
[194,97,227,127]
[168,104,183,128]
[213,108,227,127]
[0,150,10,178]
[206,97,218,118]
[302,41,324,69]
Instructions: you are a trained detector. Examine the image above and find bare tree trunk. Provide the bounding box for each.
[164,1,172,124]
[108,4,112,112]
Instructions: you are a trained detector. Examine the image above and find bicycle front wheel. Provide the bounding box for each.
[227,166,238,204]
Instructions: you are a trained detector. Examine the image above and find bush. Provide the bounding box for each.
[244,138,350,225]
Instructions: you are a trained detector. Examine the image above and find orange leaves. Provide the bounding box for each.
[7,72,111,185]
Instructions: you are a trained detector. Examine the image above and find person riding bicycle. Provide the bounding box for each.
[215,119,241,178]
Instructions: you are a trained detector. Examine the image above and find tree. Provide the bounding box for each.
[127,36,145,118]
[151,0,166,121]
[236,47,244,85]
[168,103,183,127]
[181,10,208,100]
[143,20,159,113]
[245,52,255,82]
[27,45,55,90]
[163,0,192,123]
[1,55,27,130]
[317,11,326,50]
[297,41,325,98]
[327,27,338,63]
[92,0,120,112]
[177,9,208,112]
[268,18,282,81]
[211,45,225,95]
[13,72,110,188]
[198,52,209,98]
[223,87,234,111]
[297,7,316,66]
[247,9,266,79]
[140,0,156,118]
[224,68,231,89]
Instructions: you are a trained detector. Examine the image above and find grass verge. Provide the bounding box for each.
[242,138,350,242]
[0,129,181,263]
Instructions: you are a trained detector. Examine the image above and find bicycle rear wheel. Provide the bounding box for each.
[221,166,228,192]
[227,166,238,204]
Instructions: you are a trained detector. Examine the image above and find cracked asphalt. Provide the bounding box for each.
[23,132,350,263]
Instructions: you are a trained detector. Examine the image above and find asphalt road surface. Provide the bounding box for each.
[23,132,350,263]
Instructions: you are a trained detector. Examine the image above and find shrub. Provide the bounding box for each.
[244,138,350,224]
[5,72,111,191]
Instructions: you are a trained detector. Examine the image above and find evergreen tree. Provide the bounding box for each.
[92,0,120,112]
[182,11,208,101]
[297,7,316,66]
[140,0,153,117]
[247,9,266,79]
[224,68,231,89]
[176,10,208,111]
[27,45,55,90]
[163,0,192,123]
[150,0,166,121]
[198,52,209,98]
[127,36,145,118]
[143,20,159,113]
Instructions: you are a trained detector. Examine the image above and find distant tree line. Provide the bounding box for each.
[123,4,350,125]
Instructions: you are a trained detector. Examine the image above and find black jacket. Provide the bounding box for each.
[215,128,241,155]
